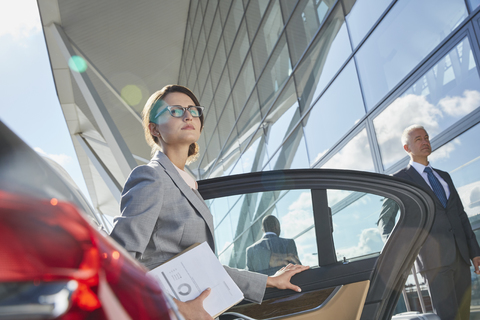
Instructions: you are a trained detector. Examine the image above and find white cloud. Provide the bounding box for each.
[312,149,327,166]
[322,129,374,171]
[0,0,41,40]
[336,227,383,260]
[373,94,442,167]
[34,147,72,166]
[438,90,480,117]
[280,192,315,239]
[429,138,461,163]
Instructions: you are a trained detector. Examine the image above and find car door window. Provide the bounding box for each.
[211,187,400,275]
[328,190,388,262]
[212,189,316,274]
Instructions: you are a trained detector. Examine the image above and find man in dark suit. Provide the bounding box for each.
[378,125,480,320]
[246,215,301,276]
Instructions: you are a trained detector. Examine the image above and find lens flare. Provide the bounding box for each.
[121,85,142,106]
[68,56,88,73]
[50,198,58,206]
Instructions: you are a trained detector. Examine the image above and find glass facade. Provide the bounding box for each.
[180,0,480,315]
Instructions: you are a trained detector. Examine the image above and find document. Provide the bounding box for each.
[148,242,244,318]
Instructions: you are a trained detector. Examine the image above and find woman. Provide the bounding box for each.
[110,85,308,319]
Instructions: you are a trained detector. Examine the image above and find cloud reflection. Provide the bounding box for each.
[336,227,383,260]
[438,90,480,117]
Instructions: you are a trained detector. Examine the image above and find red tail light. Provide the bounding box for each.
[0,191,173,319]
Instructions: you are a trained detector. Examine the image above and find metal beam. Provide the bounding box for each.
[49,23,137,180]
[75,134,122,203]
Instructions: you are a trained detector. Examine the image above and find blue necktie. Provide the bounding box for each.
[424,167,447,208]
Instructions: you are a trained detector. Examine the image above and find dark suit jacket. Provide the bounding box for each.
[378,164,480,272]
[246,234,300,276]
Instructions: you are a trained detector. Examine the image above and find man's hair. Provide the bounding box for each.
[262,215,281,236]
[401,124,427,146]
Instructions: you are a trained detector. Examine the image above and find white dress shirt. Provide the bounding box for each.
[410,160,450,199]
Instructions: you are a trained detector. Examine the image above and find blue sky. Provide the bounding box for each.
[0,0,90,201]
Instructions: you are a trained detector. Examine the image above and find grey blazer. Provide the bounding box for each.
[110,151,267,303]
[378,165,480,272]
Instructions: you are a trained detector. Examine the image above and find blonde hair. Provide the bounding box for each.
[142,85,204,164]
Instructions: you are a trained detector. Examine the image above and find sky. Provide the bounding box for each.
[0,0,90,202]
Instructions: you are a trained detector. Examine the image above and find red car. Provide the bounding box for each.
[0,121,178,320]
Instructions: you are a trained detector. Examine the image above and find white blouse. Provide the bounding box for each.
[173,164,198,190]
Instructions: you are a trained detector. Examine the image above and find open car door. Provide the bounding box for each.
[198,169,435,320]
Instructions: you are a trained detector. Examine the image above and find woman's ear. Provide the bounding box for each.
[148,123,158,137]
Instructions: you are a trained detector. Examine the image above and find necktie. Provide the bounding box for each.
[424,167,447,208]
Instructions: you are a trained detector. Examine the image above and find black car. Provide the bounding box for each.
[0,119,437,319]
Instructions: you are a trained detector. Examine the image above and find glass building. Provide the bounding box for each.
[39,0,480,315]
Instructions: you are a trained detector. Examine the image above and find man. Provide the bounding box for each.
[378,124,480,320]
[246,215,301,276]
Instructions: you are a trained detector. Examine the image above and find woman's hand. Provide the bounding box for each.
[266,264,309,292]
[174,288,213,320]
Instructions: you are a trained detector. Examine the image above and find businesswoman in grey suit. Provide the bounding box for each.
[110,85,308,320]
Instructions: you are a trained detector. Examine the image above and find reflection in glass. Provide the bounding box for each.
[274,190,315,267]
[321,129,375,171]
[216,189,316,271]
[294,5,352,114]
[263,104,297,168]
[345,0,393,48]
[223,0,245,55]
[267,124,310,170]
[429,123,480,220]
[251,0,284,75]
[257,35,291,114]
[468,0,480,11]
[329,191,387,261]
[356,0,468,109]
[286,0,336,66]
[424,123,480,308]
[303,59,365,167]
[374,37,480,169]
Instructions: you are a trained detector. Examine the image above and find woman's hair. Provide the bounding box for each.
[142,85,204,164]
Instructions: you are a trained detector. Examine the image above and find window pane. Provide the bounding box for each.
[245,0,270,41]
[303,59,366,167]
[294,4,352,114]
[262,102,299,170]
[217,189,316,274]
[257,35,291,114]
[345,0,393,48]
[251,0,284,75]
[329,190,387,262]
[286,0,336,66]
[468,0,480,11]
[228,22,250,85]
[223,0,244,55]
[232,55,256,117]
[429,124,480,220]
[373,37,480,169]
[356,0,468,110]
[270,124,311,170]
[321,128,375,171]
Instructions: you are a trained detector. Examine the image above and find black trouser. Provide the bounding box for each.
[423,251,471,320]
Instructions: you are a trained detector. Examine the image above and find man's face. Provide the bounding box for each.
[404,128,432,160]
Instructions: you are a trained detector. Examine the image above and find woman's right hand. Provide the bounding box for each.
[174,288,213,320]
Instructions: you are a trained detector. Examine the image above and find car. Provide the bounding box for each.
[0,120,179,320]
[0,119,438,319]
[198,165,437,319]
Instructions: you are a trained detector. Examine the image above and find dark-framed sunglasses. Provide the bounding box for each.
[155,105,204,118]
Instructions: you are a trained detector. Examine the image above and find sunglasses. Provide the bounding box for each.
[154,105,204,119]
